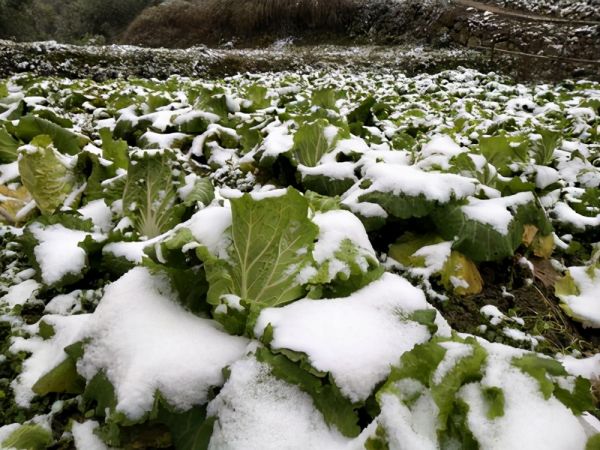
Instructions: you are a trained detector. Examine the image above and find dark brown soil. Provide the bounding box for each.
[437,260,600,357]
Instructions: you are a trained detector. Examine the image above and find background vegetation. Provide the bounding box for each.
[0,0,160,44]
[123,0,359,47]
[0,0,361,47]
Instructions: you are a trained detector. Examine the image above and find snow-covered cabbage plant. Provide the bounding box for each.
[0,70,599,449]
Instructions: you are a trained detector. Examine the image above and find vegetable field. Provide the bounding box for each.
[0,69,599,449]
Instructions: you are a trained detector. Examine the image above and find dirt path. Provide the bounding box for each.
[455,0,600,26]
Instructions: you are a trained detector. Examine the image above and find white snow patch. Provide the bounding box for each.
[72,421,110,450]
[559,354,600,380]
[255,273,450,402]
[182,205,232,258]
[557,265,600,328]
[460,343,588,450]
[461,192,535,234]
[29,224,101,285]
[298,162,357,181]
[76,267,249,420]
[361,163,477,203]
[10,314,91,407]
[552,202,600,230]
[311,209,376,280]
[45,291,82,315]
[78,199,112,233]
[207,357,352,450]
[262,123,294,158]
[1,279,40,309]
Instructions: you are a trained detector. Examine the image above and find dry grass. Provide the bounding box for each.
[123,0,359,47]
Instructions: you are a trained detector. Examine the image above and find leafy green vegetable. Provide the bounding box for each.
[180,176,215,207]
[389,233,483,294]
[10,115,87,155]
[512,354,593,409]
[292,119,335,167]
[586,434,600,450]
[531,128,561,166]
[347,95,376,136]
[312,88,339,111]
[122,149,185,238]
[482,386,505,419]
[99,128,129,172]
[479,134,528,173]
[32,357,85,396]
[204,188,317,324]
[305,191,342,212]
[308,238,383,298]
[158,406,215,450]
[256,347,361,438]
[244,84,270,111]
[0,126,19,163]
[432,195,552,262]
[359,191,439,220]
[1,424,53,450]
[18,135,79,215]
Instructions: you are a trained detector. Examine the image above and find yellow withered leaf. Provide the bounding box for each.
[441,251,484,296]
[532,234,555,259]
[522,224,538,247]
[0,184,32,224]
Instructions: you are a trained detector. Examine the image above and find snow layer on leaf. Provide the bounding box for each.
[29,224,98,285]
[480,304,507,326]
[298,161,357,181]
[559,354,600,380]
[173,110,219,126]
[459,342,588,450]
[44,290,82,315]
[77,267,249,420]
[0,424,20,445]
[461,192,535,234]
[433,341,474,383]
[139,131,188,149]
[558,266,600,328]
[262,123,293,158]
[361,163,477,203]
[102,233,166,263]
[312,210,375,265]
[72,421,110,450]
[421,135,465,158]
[78,199,112,233]
[207,357,352,450]
[1,279,39,309]
[10,314,91,407]
[333,137,370,157]
[552,202,600,230]
[377,385,438,450]
[410,241,452,279]
[255,273,451,402]
[534,165,560,190]
[183,205,232,258]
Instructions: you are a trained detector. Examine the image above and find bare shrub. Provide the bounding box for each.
[123,0,359,47]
